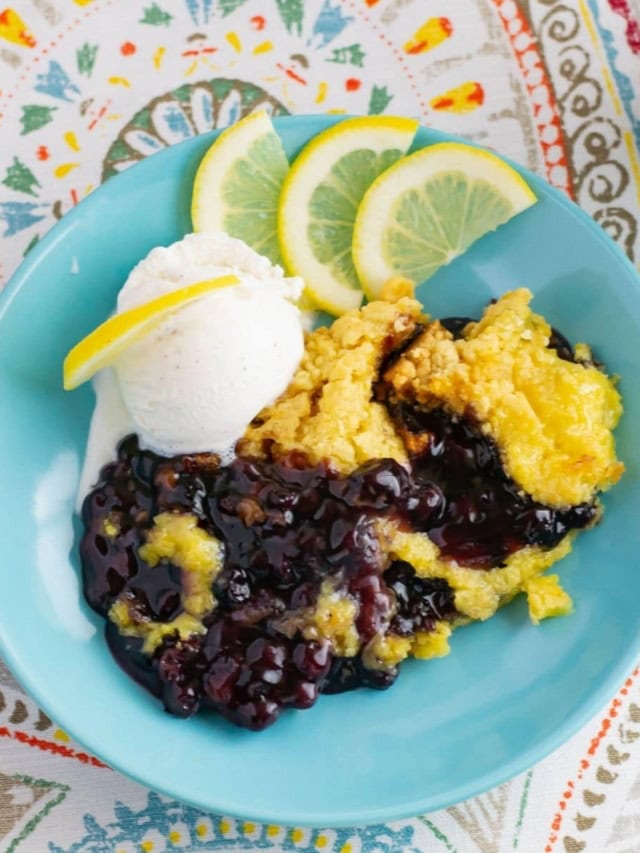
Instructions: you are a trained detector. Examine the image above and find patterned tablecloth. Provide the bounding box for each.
[1,1,640,851]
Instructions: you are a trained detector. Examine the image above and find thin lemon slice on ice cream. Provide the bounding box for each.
[191,110,289,265]
[278,116,419,316]
[63,275,239,390]
[352,141,537,299]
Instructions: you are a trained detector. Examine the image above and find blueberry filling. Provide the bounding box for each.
[391,405,597,568]
[82,396,596,730]
[385,561,457,636]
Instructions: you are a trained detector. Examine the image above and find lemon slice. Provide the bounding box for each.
[63,275,239,390]
[353,142,537,299]
[191,111,289,266]
[278,116,419,316]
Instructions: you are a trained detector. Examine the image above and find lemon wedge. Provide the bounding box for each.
[191,110,289,266]
[278,116,418,316]
[353,141,537,299]
[63,275,239,390]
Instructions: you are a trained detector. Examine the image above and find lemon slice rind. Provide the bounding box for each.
[278,116,419,316]
[63,275,239,391]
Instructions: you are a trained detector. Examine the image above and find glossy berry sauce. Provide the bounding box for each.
[393,405,597,568]
[83,442,427,729]
[80,323,598,729]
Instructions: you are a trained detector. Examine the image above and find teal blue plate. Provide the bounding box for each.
[1,115,640,828]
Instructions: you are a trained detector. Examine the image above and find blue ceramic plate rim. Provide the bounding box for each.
[1,115,640,827]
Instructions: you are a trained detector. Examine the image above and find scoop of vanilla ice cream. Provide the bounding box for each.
[114,232,304,456]
[117,231,302,311]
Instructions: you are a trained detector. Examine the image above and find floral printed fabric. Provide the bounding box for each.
[1,1,640,850]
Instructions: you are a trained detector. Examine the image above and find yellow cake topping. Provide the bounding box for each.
[239,293,424,472]
[383,288,624,507]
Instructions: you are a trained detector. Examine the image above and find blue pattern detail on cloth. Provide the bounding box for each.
[184,0,214,26]
[588,0,640,144]
[0,202,47,237]
[47,792,420,853]
[162,104,193,138]
[34,61,82,103]
[307,0,354,49]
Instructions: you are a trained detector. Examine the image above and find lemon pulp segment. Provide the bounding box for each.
[191,110,289,266]
[353,142,537,298]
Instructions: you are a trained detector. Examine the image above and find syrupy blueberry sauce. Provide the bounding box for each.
[80,318,599,729]
[385,561,457,636]
[393,405,597,567]
[83,442,422,729]
[82,407,596,729]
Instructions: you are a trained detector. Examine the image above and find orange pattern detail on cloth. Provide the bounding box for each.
[491,0,573,198]
[0,8,37,48]
[544,667,640,852]
[0,726,107,768]
[403,17,453,55]
[431,82,484,114]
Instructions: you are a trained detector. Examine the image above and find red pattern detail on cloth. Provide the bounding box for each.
[491,0,574,199]
[543,667,640,852]
[0,726,107,768]
[344,0,429,116]
[608,0,640,54]
[276,62,307,85]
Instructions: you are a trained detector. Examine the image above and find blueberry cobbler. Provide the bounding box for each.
[79,279,623,730]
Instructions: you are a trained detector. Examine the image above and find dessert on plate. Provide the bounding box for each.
[65,119,623,730]
[71,232,623,730]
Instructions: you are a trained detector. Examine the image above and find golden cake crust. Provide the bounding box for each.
[239,293,424,472]
[383,288,624,507]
